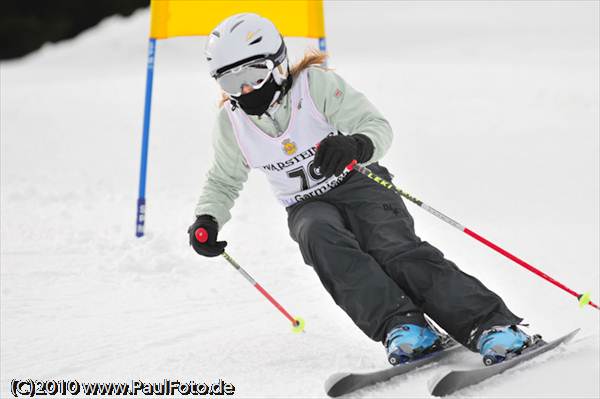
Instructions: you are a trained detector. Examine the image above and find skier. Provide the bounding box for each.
[189,13,533,366]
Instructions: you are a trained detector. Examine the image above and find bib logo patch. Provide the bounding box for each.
[282,138,297,156]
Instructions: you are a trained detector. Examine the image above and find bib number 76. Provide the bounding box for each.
[287,161,324,191]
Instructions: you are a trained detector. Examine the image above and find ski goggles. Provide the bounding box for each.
[215,58,275,97]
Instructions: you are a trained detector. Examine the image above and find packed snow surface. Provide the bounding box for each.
[1,2,599,398]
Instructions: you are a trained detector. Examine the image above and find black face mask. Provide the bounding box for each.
[232,75,280,116]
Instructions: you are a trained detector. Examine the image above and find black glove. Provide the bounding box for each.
[314,134,374,178]
[188,215,227,257]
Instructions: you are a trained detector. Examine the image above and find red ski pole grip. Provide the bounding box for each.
[195,227,209,243]
[346,159,358,171]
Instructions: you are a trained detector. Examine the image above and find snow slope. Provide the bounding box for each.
[1,1,599,397]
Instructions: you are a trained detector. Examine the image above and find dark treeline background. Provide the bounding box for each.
[0,0,149,60]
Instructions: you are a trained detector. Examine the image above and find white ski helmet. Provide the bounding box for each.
[205,13,288,80]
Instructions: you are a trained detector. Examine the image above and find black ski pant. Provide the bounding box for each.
[287,163,522,351]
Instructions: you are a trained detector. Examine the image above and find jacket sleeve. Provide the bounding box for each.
[194,108,250,229]
[306,67,393,163]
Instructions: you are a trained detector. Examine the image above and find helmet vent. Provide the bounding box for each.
[249,37,263,45]
[230,20,244,33]
[211,30,220,38]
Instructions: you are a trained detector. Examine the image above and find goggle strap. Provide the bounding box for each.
[213,38,287,77]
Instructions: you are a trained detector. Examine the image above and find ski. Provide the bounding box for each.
[430,328,580,397]
[324,339,463,397]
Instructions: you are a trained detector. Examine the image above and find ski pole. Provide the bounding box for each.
[194,227,306,331]
[221,251,306,332]
[345,160,598,311]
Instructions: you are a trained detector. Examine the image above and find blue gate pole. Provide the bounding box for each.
[319,37,327,67]
[136,38,157,237]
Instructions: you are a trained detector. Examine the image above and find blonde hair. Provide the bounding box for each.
[217,49,329,107]
[290,48,329,78]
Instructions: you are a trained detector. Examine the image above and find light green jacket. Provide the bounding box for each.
[195,66,393,228]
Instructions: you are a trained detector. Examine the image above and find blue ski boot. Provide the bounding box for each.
[385,324,442,365]
[477,325,533,366]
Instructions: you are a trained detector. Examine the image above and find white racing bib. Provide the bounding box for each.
[226,70,350,207]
